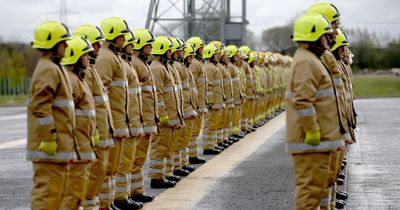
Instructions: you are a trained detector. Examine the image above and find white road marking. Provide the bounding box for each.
[0,138,26,150]
[0,113,26,121]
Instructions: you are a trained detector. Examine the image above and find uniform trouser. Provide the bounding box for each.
[189,113,203,158]
[130,134,151,196]
[166,127,181,176]
[292,152,332,210]
[114,136,137,200]
[226,107,234,138]
[31,162,68,210]
[203,109,221,150]
[99,138,124,208]
[149,126,176,179]
[320,151,340,210]
[231,105,242,134]
[241,99,254,130]
[84,148,109,209]
[61,162,92,210]
[174,119,195,168]
[217,108,228,143]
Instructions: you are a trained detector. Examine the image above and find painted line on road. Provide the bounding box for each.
[142,113,286,210]
[0,113,26,121]
[0,138,26,150]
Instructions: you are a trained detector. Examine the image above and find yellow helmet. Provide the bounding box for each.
[331,28,349,51]
[151,36,173,55]
[32,20,71,49]
[247,51,257,64]
[133,28,155,50]
[226,45,239,58]
[177,38,187,49]
[100,17,131,41]
[292,13,333,42]
[239,46,251,56]
[238,48,248,59]
[61,36,93,65]
[73,24,105,44]
[202,43,220,59]
[209,40,224,49]
[306,2,340,23]
[258,52,265,63]
[186,36,205,51]
[123,31,136,48]
[184,44,196,59]
[169,37,182,53]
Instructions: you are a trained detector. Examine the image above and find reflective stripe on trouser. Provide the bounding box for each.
[242,99,255,130]
[130,134,151,195]
[217,108,228,143]
[189,113,203,157]
[166,128,181,175]
[174,119,195,168]
[60,163,92,210]
[100,138,124,208]
[148,126,175,179]
[292,152,332,210]
[181,148,189,166]
[31,162,69,210]
[225,107,234,139]
[203,109,221,150]
[232,105,242,134]
[114,137,137,200]
[85,148,110,208]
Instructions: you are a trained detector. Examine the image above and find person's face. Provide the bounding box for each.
[165,49,172,60]
[221,54,228,63]
[331,21,339,42]
[125,43,134,55]
[56,41,68,57]
[92,42,102,57]
[115,35,125,49]
[143,44,152,56]
[338,46,346,58]
[233,54,239,63]
[213,52,220,61]
[172,51,179,60]
[186,55,193,64]
[178,49,185,58]
[197,47,203,57]
[80,53,90,68]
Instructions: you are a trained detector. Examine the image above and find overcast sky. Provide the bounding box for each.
[1,0,399,43]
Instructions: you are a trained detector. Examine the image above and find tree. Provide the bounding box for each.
[261,23,296,52]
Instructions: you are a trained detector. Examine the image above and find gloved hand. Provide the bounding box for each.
[38,140,57,155]
[92,134,100,146]
[305,130,320,146]
[159,115,170,124]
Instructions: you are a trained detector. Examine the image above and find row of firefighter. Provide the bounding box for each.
[27,16,289,210]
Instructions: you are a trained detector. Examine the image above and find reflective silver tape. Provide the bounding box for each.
[212,79,221,84]
[130,127,143,134]
[52,99,74,108]
[246,96,256,100]
[130,173,143,180]
[93,95,109,103]
[149,159,164,165]
[143,126,157,133]
[114,186,129,193]
[342,133,351,140]
[211,103,225,109]
[101,180,112,189]
[130,181,144,189]
[199,107,208,113]
[181,83,190,89]
[231,77,240,82]
[79,152,97,160]
[37,116,54,126]
[285,91,293,99]
[207,91,214,96]
[333,77,344,86]
[98,193,112,200]
[114,175,129,182]
[286,139,345,153]
[158,101,165,107]
[316,88,335,98]
[114,128,130,135]
[296,107,316,117]
[141,85,155,92]
[184,110,197,117]
[148,167,164,174]
[168,119,181,125]
[98,139,114,148]
[163,86,175,93]
[76,109,96,117]
[27,151,77,160]
[198,77,207,83]
[111,80,128,87]
[83,196,98,206]
[128,87,142,94]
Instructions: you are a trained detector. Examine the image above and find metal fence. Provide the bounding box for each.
[0,77,31,96]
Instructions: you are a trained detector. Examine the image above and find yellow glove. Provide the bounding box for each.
[159,115,170,124]
[38,140,57,155]
[305,130,320,146]
[92,134,100,146]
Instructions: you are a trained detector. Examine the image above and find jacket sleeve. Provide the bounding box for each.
[291,60,321,132]
[95,57,114,94]
[204,64,214,105]
[29,67,59,141]
[190,61,207,110]
[152,65,168,117]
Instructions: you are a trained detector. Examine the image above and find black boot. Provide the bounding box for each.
[338,172,345,180]
[166,175,181,182]
[335,199,346,209]
[113,199,142,210]
[150,179,176,188]
[203,149,221,155]
[173,169,190,177]
[130,194,154,203]
[336,191,348,200]
[336,178,344,186]
[182,165,196,172]
[215,145,225,151]
[189,157,206,164]
[218,142,229,148]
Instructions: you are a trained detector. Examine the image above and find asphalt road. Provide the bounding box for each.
[0,98,399,209]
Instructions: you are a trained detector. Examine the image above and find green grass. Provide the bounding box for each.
[353,75,400,98]
[0,95,28,106]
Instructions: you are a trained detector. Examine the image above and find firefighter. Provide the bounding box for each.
[129,28,157,203]
[28,20,74,210]
[186,36,208,164]
[286,13,346,210]
[226,45,245,140]
[95,16,136,210]
[170,37,197,176]
[202,43,225,155]
[60,36,98,210]
[148,36,184,188]
[73,24,114,210]
[239,46,257,133]
[113,31,144,209]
